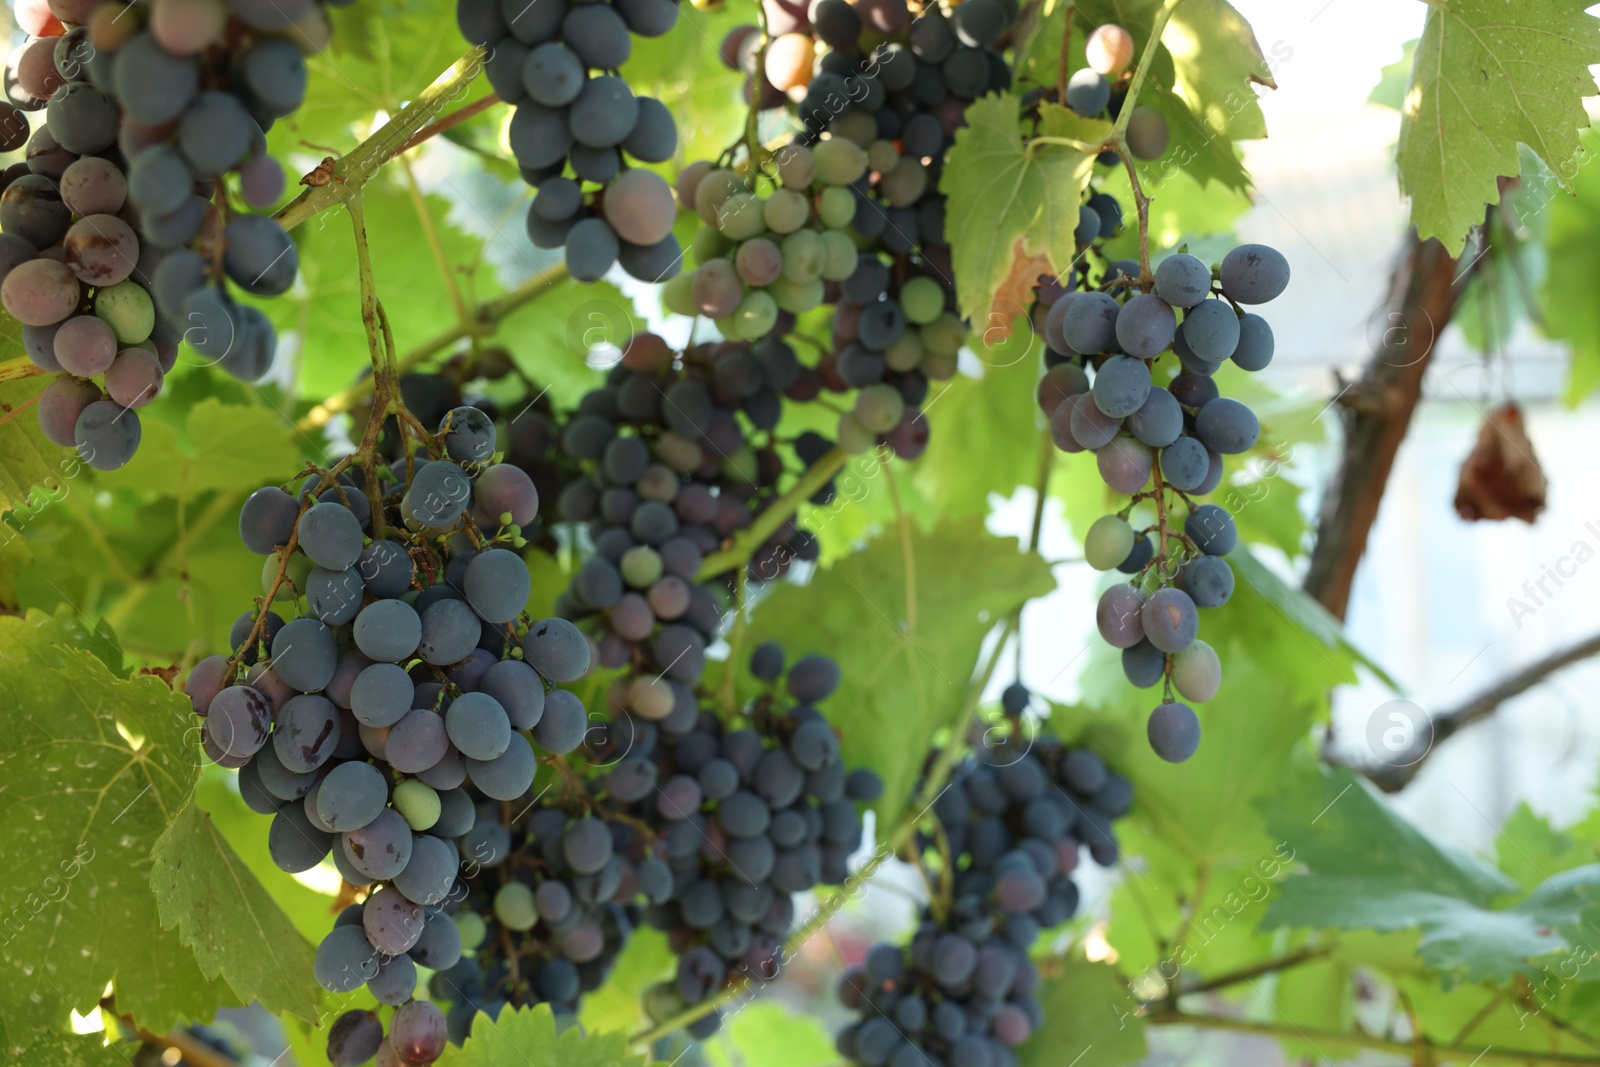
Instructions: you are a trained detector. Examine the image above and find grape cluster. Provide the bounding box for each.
[837,704,1130,1067]
[455,0,684,283]
[615,642,882,1037]
[667,143,862,341]
[552,331,822,693]
[1038,241,1289,764]
[182,402,593,1066]
[704,0,1025,456]
[3,0,329,469]
[424,797,644,1045]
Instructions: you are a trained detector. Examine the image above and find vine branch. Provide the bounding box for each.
[275,47,488,232]
[1147,1006,1600,1065]
[1350,627,1600,792]
[695,447,849,580]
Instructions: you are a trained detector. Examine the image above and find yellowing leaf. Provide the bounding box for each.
[1398,0,1600,254]
[941,95,1107,324]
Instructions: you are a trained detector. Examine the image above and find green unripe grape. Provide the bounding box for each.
[879,156,929,207]
[923,351,959,380]
[663,271,697,316]
[900,276,945,325]
[494,882,538,931]
[94,280,154,344]
[733,289,778,339]
[454,910,488,950]
[714,314,739,338]
[780,229,823,284]
[920,312,966,356]
[775,143,815,189]
[820,229,858,279]
[644,981,687,1024]
[769,274,824,314]
[263,551,313,599]
[1171,640,1221,702]
[884,332,924,372]
[831,108,877,148]
[854,383,905,434]
[721,446,759,484]
[393,778,441,831]
[813,137,868,186]
[762,189,810,234]
[693,167,743,225]
[837,411,877,454]
[620,544,664,588]
[717,192,766,240]
[817,186,856,230]
[1085,515,1135,570]
[691,224,731,264]
[867,139,900,175]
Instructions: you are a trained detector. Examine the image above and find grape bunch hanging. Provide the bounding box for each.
[187,400,598,1067]
[1040,238,1287,763]
[2,0,326,468]
[427,641,882,1042]
[455,0,685,283]
[838,693,1130,1067]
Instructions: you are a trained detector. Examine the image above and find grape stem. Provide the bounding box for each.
[694,447,849,580]
[626,611,1020,1049]
[1114,143,1154,287]
[275,48,489,233]
[384,92,501,161]
[1108,0,1185,144]
[1055,4,1077,104]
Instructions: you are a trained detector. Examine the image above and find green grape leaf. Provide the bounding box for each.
[1020,959,1145,1067]
[149,802,321,1023]
[1132,80,1252,193]
[439,1003,645,1067]
[910,324,1045,520]
[0,373,78,519]
[941,94,1107,325]
[704,1002,837,1067]
[577,927,672,1037]
[1261,768,1600,982]
[286,0,472,157]
[7,1033,139,1067]
[1538,130,1600,404]
[1397,0,1600,255]
[268,173,499,403]
[1165,0,1278,140]
[1497,802,1595,892]
[95,399,301,498]
[1369,38,1419,111]
[1227,547,1393,687]
[746,516,1056,829]
[193,767,339,947]
[0,611,224,1053]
